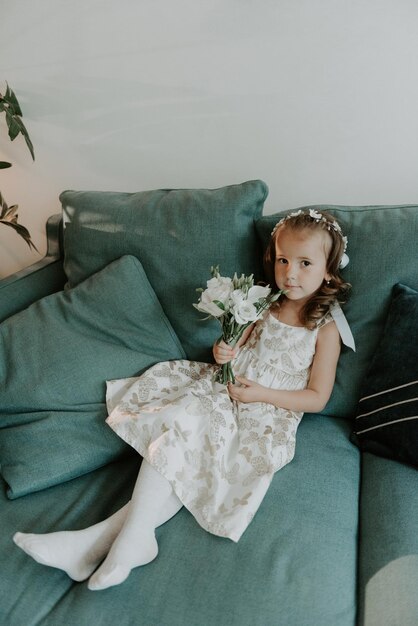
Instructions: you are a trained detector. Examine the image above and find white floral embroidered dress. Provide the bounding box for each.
[106,311,331,542]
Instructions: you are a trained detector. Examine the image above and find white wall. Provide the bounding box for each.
[1,0,417,277]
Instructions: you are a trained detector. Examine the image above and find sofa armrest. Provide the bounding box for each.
[0,214,66,322]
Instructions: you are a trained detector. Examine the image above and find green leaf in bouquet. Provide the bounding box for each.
[0,161,12,169]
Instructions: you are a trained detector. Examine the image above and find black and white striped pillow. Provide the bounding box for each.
[352,284,418,467]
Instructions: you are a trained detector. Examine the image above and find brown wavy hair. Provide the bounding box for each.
[263,210,351,329]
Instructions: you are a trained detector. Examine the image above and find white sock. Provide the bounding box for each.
[13,504,129,581]
[88,461,182,591]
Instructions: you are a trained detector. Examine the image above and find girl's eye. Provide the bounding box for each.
[276,258,287,265]
[302,260,311,267]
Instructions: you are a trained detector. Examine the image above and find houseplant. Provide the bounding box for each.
[0,82,37,250]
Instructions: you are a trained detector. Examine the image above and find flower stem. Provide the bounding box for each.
[214,361,235,385]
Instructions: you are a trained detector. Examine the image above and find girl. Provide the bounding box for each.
[14,209,355,591]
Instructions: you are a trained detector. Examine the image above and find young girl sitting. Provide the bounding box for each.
[14,209,355,591]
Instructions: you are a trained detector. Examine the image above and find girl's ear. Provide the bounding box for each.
[325,271,332,282]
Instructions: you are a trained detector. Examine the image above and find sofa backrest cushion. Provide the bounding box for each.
[60,180,268,362]
[256,205,418,419]
[0,255,186,499]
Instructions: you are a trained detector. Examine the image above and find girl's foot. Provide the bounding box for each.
[13,530,105,581]
[13,504,129,581]
[87,530,158,590]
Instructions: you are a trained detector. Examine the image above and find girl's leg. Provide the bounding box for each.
[13,504,130,581]
[13,462,182,583]
[88,460,182,591]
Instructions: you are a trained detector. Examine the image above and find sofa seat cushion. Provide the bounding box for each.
[256,205,418,419]
[0,255,185,498]
[357,452,418,626]
[3,415,359,626]
[60,180,268,361]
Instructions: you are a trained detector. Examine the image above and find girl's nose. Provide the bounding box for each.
[286,263,296,279]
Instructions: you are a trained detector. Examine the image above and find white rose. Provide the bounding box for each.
[232,301,259,325]
[205,276,233,308]
[195,289,226,317]
[246,285,271,304]
[230,289,245,307]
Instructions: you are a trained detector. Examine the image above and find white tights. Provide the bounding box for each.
[13,461,183,590]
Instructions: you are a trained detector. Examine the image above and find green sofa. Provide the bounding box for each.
[0,180,417,626]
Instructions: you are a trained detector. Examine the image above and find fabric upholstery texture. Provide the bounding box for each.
[1,198,417,625]
[0,255,185,498]
[2,416,359,626]
[60,180,268,361]
[351,283,418,466]
[357,452,418,626]
[256,205,418,419]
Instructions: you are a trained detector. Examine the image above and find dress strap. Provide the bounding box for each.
[329,301,356,351]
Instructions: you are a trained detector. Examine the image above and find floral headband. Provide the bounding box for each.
[271,208,349,269]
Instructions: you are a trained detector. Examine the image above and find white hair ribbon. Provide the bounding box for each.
[329,301,356,351]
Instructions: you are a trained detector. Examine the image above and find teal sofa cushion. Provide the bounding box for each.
[357,452,418,626]
[3,415,359,626]
[0,256,186,499]
[352,283,418,466]
[256,205,418,419]
[60,180,268,361]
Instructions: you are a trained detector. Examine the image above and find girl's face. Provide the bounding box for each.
[274,227,331,305]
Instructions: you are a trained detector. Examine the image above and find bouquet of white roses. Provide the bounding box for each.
[193,266,282,384]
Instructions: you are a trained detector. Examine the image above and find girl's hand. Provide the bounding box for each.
[227,376,265,404]
[213,339,236,365]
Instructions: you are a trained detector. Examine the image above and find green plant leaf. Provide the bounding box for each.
[5,109,21,141]
[5,84,23,116]
[0,191,16,220]
[0,83,37,252]
[2,83,35,160]
[0,191,38,251]
[0,218,39,251]
[16,116,35,160]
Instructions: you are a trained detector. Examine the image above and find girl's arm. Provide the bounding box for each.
[213,323,255,365]
[228,321,341,413]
